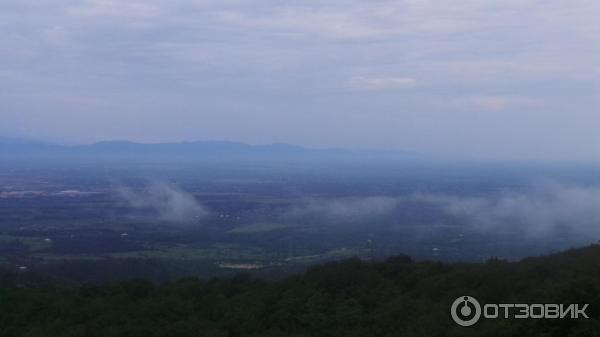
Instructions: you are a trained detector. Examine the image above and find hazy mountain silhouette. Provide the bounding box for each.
[0,138,423,162]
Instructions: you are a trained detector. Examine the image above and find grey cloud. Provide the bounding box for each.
[116,182,209,223]
[346,76,418,91]
[1,0,599,160]
[414,182,600,237]
[286,197,398,223]
[283,182,600,237]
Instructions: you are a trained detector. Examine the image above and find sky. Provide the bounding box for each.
[0,0,599,161]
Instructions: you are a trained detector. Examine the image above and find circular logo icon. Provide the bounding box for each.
[451,296,481,327]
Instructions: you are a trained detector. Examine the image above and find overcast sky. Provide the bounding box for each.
[1,0,599,160]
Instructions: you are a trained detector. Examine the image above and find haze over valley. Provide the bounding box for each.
[2,139,599,282]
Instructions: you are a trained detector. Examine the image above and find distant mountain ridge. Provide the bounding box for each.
[0,138,422,161]
[81,140,313,154]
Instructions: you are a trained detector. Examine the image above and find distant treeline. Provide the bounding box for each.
[2,245,600,336]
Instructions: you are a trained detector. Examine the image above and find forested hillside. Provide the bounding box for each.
[2,245,600,336]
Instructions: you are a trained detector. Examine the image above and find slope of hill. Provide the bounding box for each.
[1,245,599,336]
